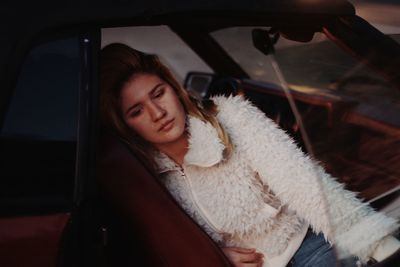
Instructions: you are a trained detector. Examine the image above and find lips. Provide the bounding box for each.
[158,118,175,132]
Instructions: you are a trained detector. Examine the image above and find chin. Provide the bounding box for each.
[158,128,185,144]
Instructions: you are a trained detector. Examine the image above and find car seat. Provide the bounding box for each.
[96,130,232,266]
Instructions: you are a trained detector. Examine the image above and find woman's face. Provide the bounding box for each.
[120,73,187,146]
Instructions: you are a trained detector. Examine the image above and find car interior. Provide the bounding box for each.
[97,15,400,265]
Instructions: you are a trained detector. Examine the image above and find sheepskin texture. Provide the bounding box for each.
[184,116,225,167]
[154,95,399,264]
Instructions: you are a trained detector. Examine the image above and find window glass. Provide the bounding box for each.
[211,27,282,85]
[0,37,79,205]
[2,39,79,141]
[212,27,399,90]
[101,26,213,83]
[212,26,400,218]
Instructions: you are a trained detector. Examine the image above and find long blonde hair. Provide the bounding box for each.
[100,43,233,173]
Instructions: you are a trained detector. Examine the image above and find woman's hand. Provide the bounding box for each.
[221,247,264,267]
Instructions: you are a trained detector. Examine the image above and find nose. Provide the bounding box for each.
[148,100,166,121]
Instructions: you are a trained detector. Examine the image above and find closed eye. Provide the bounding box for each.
[129,107,142,117]
[153,88,165,98]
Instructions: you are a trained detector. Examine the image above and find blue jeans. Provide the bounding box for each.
[287,229,359,267]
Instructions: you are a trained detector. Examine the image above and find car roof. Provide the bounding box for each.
[2,0,355,21]
[1,1,355,43]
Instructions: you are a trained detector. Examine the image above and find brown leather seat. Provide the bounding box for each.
[97,131,232,266]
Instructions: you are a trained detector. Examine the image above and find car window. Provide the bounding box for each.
[0,37,79,212]
[101,25,213,83]
[211,26,400,219]
[212,27,399,90]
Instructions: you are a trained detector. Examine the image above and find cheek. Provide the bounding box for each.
[169,97,186,131]
[125,118,156,141]
[169,94,186,119]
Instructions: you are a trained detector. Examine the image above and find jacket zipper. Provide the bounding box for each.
[177,165,223,234]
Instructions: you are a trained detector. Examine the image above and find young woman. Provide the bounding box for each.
[99,43,400,267]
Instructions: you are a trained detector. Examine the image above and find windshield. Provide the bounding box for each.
[211,24,400,227]
[212,27,400,94]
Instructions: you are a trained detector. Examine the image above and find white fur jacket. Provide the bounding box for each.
[154,95,398,265]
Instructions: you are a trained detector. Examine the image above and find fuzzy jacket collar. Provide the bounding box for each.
[154,115,225,173]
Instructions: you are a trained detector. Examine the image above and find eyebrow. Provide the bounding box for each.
[125,82,164,115]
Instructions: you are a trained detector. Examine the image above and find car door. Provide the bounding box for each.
[0,30,100,267]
